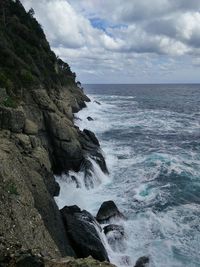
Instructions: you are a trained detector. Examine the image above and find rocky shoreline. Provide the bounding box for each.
[0,86,149,267]
[0,1,149,266]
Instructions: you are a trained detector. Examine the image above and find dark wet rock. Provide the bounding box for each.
[94,100,101,105]
[104,224,124,236]
[78,129,108,176]
[83,129,100,146]
[104,224,126,252]
[96,201,125,223]
[61,205,109,262]
[87,116,94,121]
[134,256,149,267]
[71,175,81,188]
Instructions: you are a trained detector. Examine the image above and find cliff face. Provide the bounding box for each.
[0,1,111,265]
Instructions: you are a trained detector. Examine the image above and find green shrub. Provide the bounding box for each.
[20,69,35,86]
[6,182,19,196]
[3,96,18,108]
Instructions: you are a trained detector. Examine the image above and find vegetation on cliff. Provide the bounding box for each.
[0,1,113,266]
[0,0,77,99]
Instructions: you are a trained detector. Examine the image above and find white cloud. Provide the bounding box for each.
[20,0,200,83]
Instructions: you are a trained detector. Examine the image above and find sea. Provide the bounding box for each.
[55,84,200,267]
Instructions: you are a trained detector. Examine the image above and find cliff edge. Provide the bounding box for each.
[0,1,112,266]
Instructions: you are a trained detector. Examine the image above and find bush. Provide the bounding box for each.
[3,96,18,108]
[6,182,19,196]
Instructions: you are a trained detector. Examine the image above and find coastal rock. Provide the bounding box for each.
[44,112,84,173]
[94,100,101,105]
[0,106,25,133]
[103,224,126,252]
[83,129,100,146]
[1,253,115,267]
[24,119,38,135]
[87,116,94,121]
[61,205,109,262]
[104,224,125,236]
[134,256,149,267]
[79,129,108,176]
[96,201,125,223]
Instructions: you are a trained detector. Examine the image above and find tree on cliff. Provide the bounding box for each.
[0,0,77,99]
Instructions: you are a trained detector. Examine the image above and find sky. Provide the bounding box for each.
[21,0,200,84]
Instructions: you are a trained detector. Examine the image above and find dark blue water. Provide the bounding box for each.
[57,84,200,266]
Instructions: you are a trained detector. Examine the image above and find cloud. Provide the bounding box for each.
[20,0,200,83]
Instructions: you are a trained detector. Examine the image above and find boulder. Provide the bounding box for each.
[134,256,149,267]
[87,116,93,121]
[61,205,109,262]
[96,201,125,223]
[24,119,38,135]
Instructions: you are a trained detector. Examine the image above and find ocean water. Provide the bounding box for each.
[55,84,200,267]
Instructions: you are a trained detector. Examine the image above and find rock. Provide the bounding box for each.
[71,176,81,188]
[83,129,99,146]
[103,224,126,253]
[96,201,125,223]
[61,205,109,262]
[78,129,109,176]
[15,254,44,267]
[134,256,149,267]
[87,116,93,121]
[0,106,25,133]
[45,256,115,267]
[1,253,116,267]
[15,134,32,152]
[94,100,101,105]
[104,224,124,236]
[24,119,38,135]
[44,112,84,173]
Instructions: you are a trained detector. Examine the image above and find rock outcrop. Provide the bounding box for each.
[61,205,109,262]
[96,200,125,223]
[0,1,111,266]
[0,252,115,267]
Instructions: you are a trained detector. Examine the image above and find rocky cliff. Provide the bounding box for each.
[0,1,113,266]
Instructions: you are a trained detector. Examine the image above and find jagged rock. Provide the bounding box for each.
[134,256,149,267]
[96,201,125,223]
[94,100,101,105]
[103,224,126,252]
[45,256,115,267]
[61,206,109,262]
[44,112,84,173]
[104,224,124,235]
[71,176,81,188]
[1,253,115,267]
[78,129,108,176]
[15,133,32,152]
[24,119,38,135]
[83,129,100,146]
[0,88,8,103]
[87,116,93,121]
[0,106,25,133]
